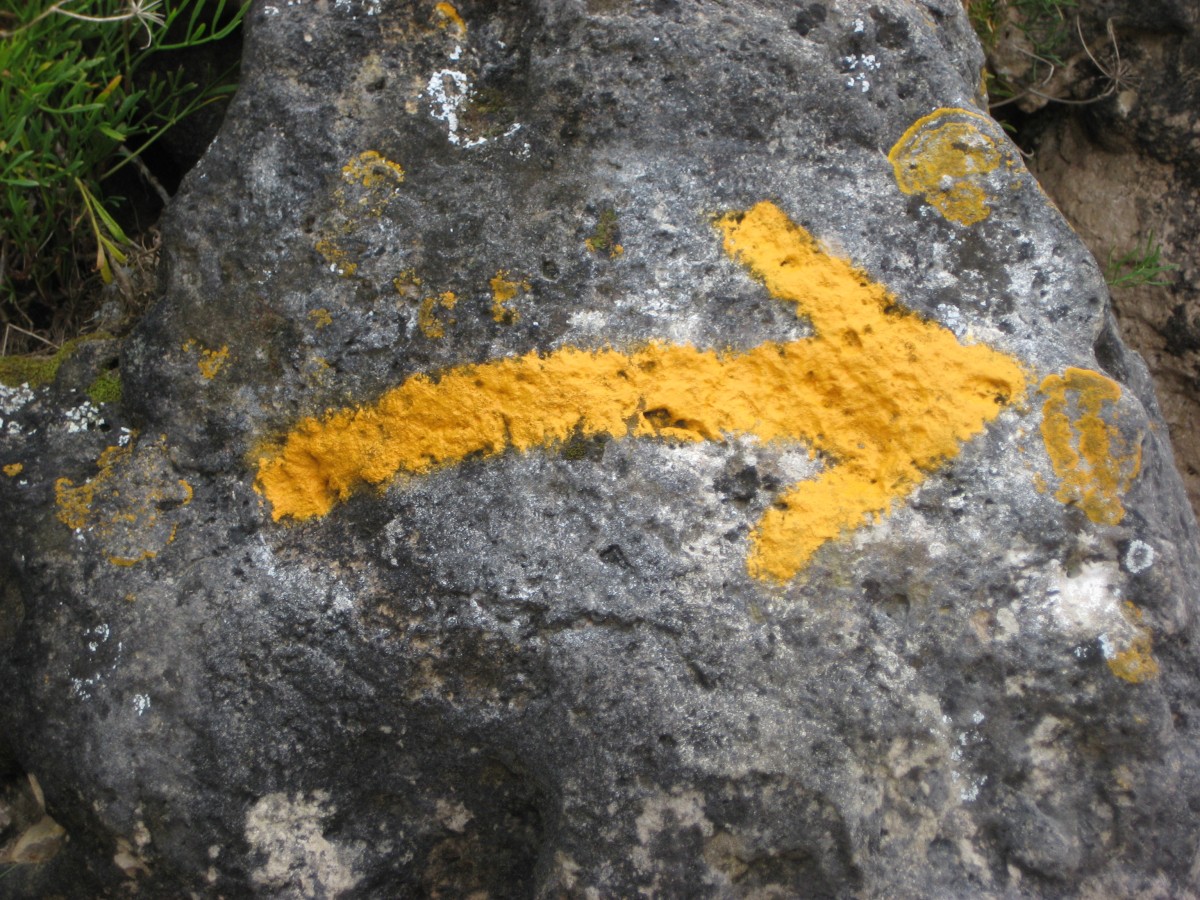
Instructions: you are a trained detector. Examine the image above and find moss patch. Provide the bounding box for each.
[87,369,123,405]
[0,333,114,389]
[586,208,623,258]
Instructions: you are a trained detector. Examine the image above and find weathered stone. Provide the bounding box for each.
[3,0,1200,896]
[1016,0,1200,516]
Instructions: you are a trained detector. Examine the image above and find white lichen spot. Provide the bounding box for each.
[423,69,521,148]
[64,400,106,433]
[118,426,133,447]
[0,382,35,415]
[1124,540,1155,574]
[853,17,865,32]
[425,69,473,146]
[245,791,364,899]
[0,382,36,435]
[133,694,151,716]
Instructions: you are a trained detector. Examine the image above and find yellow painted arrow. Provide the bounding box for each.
[256,201,1026,582]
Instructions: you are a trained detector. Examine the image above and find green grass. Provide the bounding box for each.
[1105,234,1179,289]
[0,0,245,333]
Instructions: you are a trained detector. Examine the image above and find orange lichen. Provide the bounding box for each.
[309,308,333,328]
[1039,368,1142,525]
[394,269,423,299]
[340,150,405,190]
[109,549,158,567]
[256,201,1026,582]
[53,436,193,567]
[198,346,229,380]
[490,270,530,324]
[55,443,131,530]
[181,340,230,379]
[1107,602,1160,684]
[418,292,458,339]
[314,239,359,277]
[3,462,22,477]
[434,1,465,31]
[888,107,1013,226]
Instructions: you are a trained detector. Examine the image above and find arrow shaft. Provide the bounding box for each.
[255,202,1027,583]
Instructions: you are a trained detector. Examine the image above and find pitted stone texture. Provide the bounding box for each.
[3,0,1200,896]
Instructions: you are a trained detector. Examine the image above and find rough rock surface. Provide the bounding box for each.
[1010,0,1200,515]
[3,0,1200,896]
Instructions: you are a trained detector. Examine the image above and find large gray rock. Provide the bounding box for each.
[3,0,1200,895]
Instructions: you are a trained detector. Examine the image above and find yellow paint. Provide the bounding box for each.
[3,463,22,477]
[341,150,405,190]
[434,1,465,31]
[309,308,333,328]
[1107,603,1160,684]
[256,201,1026,582]
[1039,368,1142,525]
[888,107,1012,226]
[418,291,458,339]
[490,270,530,324]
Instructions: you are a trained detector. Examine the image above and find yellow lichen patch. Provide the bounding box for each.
[394,269,424,299]
[341,150,405,190]
[199,346,229,380]
[315,239,359,277]
[309,308,333,328]
[3,462,22,477]
[490,270,530,324]
[53,435,193,567]
[1106,603,1160,684]
[1039,368,1142,525]
[418,292,458,339]
[888,107,1013,226]
[109,549,158,567]
[256,201,1026,583]
[182,340,230,379]
[434,1,465,31]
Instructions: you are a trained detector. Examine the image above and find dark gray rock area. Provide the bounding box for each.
[3,0,1200,896]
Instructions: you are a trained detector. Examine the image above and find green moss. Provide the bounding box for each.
[0,333,115,389]
[87,369,122,405]
[585,208,622,258]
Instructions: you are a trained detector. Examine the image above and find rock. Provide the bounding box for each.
[3,0,1200,896]
[1016,0,1200,516]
